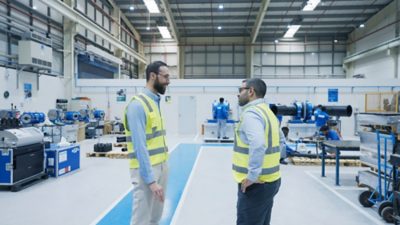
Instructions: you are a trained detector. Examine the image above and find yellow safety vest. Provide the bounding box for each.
[123,93,168,169]
[232,102,281,183]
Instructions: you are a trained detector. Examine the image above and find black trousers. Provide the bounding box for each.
[236,179,281,225]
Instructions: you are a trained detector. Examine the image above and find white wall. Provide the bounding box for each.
[0,67,65,113]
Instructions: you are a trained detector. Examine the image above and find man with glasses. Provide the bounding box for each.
[233,78,281,225]
[123,61,170,225]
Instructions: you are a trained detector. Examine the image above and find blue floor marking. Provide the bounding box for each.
[97,143,201,225]
[202,143,233,147]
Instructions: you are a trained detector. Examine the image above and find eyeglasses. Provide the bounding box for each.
[238,87,249,93]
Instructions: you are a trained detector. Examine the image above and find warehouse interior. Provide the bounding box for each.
[0,0,400,225]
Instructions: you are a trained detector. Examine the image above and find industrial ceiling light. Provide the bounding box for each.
[157,26,172,39]
[32,5,37,10]
[143,0,160,13]
[129,6,134,11]
[274,39,279,43]
[217,26,222,30]
[359,24,365,28]
[334,39,338,43]
[283,25,301,38]
[302,0,320,11]
[219,4,224,9]
[146,12,151,31]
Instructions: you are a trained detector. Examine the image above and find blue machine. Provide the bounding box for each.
[47,109,80,125]
[64,111,80,122]
[45,143,80,177]
[20,112,46,125]
[93,110,105,119]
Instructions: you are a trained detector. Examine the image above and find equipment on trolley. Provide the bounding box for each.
[0,127,47,191]
[356,113,400,223]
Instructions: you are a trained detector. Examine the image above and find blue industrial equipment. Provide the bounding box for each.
[93,110,105,119]
[64,111,80,121]
[78,109,89,122]
[47,110,80,125]
[292,101,303,122]
[20,112,46,125]
[304,101,314,122]
[270,101,352,124]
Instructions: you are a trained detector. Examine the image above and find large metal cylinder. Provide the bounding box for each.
[322,105,353,117]
[93,110,105,119]
[20,112,45,125]
[270,104,297,116]
[65,111,80,121]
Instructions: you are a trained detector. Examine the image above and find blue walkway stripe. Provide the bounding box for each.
[97,143,201,225]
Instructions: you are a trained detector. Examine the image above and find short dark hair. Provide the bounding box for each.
[320,125,329,132]
[146,61,168,81]
[243,78,267,98]
[219,97,224,103]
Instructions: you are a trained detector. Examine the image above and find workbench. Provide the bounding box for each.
[321,140,360,185]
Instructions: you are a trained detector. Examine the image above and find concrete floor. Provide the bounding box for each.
[0,134,390,225]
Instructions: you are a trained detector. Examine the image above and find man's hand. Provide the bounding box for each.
[241,179,254,193]
[149,182,165,202]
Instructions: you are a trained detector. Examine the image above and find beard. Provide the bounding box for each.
[154,77,167,95]
[238,93,249,106]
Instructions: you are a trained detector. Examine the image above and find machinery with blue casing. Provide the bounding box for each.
[20,112,46,126]
[41,109,81,143]
[270,101,352,141]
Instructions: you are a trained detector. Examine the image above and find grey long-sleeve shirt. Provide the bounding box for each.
[126,88,161,184]
[237,98,269,182]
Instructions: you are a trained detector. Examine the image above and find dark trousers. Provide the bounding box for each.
[236,179,281,225]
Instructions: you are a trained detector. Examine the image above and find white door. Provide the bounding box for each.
[178,96,197,135]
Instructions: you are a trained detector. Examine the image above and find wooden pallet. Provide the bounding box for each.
[86,151,129,159]
[290,157,360,166]
[113,143,127,148]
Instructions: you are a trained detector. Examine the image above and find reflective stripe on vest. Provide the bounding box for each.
[232,103,281,183]
[123,93,168,168]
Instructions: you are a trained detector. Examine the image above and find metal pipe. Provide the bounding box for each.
[321,105,353,117]
[270,104,297,116]
[344,37,400,64]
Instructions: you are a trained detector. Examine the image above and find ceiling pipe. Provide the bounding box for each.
[343,36,400,64]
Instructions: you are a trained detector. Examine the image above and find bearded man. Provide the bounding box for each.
[123,61,170,225]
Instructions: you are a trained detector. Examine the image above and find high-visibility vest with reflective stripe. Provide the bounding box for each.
[123,93,168,169]
[232,102,281,183]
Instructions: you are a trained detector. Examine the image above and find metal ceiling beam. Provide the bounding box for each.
[39,0,147,64]
[127,13,374,20]
[160,0,179,42]
[251,0,271,43]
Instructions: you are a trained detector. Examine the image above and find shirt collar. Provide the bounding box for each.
[143,88,161,102]
[242,98,265,110]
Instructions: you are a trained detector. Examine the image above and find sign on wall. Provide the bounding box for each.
[328,88,338,102]
[24,83,32,99]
